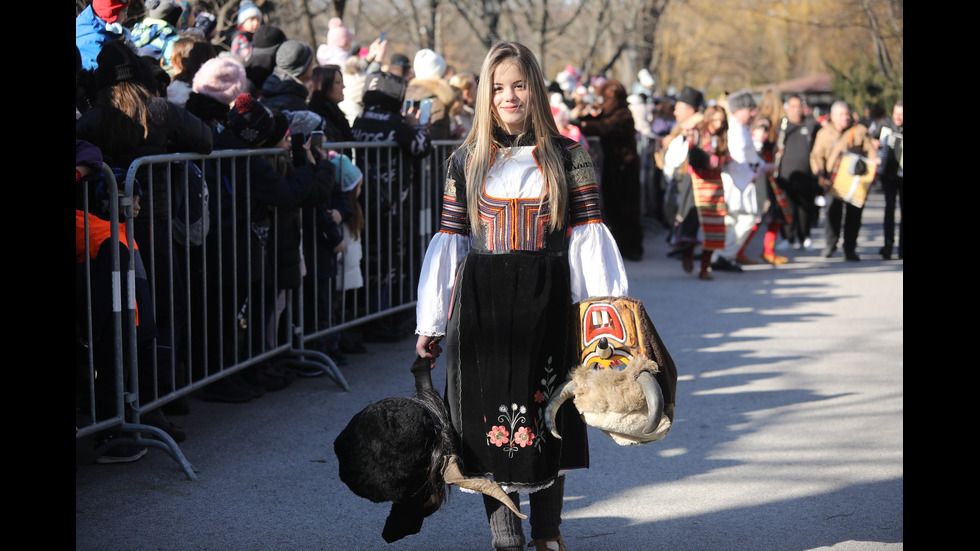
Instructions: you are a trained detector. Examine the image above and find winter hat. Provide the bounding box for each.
[276,40,315,79]
[362,71,407,112]
[331,153,363,192]
[285,109,324,136]
[193,11,217,38]
[390,53,411,71]
[676,86,704,109]
[251,25,286,57]
[193,56,247,105]
[637,68,655,89]
[413,49,446,80]
[317,44,349,68]
[237,1,262,25]
[146,0,182,26]
[326,18,353,49]
[726,89,756,112]
[227,93,275,146]
[94,39,146,90]
[92,0,130,24]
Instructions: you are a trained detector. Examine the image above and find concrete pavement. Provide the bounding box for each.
[76,189,903,551]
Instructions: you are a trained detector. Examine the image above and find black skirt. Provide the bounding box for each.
[445,249,589,491]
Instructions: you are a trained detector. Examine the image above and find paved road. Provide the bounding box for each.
[76,189,903,551]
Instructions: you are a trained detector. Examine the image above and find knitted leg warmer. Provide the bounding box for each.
[483,491,525,551]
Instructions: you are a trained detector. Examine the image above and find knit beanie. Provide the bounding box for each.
[637,68,655,88]
[92,0,130,24]
[193,55,248,105]
[326,18,353,49]
[317,44,349,68]
[251,25,286,57]
[193,11,217,37]
[331,153,363,192]
[94,39,145,90]
[413,49,446,80]
[285,109,324,137]
[146,0,182,26]
[726,89,757,112]
[237,1,262,25]
[276,40,314,79]
[227,93,275,146]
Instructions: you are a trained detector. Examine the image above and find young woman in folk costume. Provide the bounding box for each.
[414,41,628,551]
[685,104,731,280]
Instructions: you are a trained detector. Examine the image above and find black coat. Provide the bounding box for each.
[76,96,214,224]
[204,129,333,286]
[260,69,310,112]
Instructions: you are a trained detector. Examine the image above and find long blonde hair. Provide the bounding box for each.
[462,41,566,236]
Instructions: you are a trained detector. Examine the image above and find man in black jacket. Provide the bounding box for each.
[872,101,903,259]
[775,94,821,251]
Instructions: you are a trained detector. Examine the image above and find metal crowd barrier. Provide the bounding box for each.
[75,135,657,479]
[76,140,459,479]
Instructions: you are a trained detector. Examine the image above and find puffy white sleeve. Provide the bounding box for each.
[568,222,629,302]
[415,231,471,336]
[663,134,689,183]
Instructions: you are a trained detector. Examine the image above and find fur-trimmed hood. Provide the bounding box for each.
[406,76,456,107]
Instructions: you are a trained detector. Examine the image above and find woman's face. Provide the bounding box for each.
[708,112,726,135]
[328,71,345,105]
[492,60,530,135]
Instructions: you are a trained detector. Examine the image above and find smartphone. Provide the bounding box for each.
[379,31,386,42]
[418,98,433,126]
[309,131,324,152]
[402,99,415,116]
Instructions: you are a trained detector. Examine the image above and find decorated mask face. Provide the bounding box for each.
[547,296,678,446]
[579,300,643,371]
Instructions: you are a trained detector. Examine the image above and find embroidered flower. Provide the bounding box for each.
[488,425,510,447]
[513,426,535,448]
[534,390,546,403]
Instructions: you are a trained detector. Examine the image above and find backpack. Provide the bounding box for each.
[171,161,210,247]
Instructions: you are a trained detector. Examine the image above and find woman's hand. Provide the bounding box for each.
[416,335,442,361]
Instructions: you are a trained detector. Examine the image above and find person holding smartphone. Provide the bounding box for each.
[404,48,455,139]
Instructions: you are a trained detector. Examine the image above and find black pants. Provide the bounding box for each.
[781,176,819,243]
[881,176,903,254]
[824,196,863,254]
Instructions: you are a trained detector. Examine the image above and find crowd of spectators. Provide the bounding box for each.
[76,0,901,464]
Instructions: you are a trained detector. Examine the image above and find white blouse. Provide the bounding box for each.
[416,146,629,337]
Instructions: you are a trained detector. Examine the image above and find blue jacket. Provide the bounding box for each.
[75,5,131,71]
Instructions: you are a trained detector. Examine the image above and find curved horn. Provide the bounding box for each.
[636,371,664,436]
[544,379,577,439]
[442,456,527,519]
